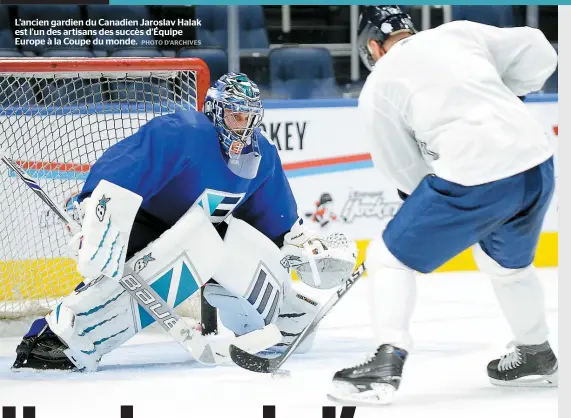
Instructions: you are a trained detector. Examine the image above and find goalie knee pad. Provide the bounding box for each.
[46,206,224,371]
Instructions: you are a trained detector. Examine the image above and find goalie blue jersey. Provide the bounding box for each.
[79,110,298,245]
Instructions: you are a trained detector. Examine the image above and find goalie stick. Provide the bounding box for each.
[229,262,367,373]
[0,151,281,366]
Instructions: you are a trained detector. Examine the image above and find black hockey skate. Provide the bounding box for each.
[488,341,558,387]
[328,344,408,405]
[12,318,76,371]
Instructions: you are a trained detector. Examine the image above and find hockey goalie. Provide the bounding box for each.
[11,72,357,372]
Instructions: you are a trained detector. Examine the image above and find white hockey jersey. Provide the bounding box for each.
[358,21,558,194]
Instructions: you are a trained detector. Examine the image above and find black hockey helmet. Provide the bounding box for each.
[357,6,417,71]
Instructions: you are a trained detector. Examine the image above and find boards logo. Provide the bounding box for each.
[304,191,402,228]
[304,193,337,228]
[340,191,401,223]
[259,121,308,151]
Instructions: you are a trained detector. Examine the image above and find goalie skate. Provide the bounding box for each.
[12,319,77,371]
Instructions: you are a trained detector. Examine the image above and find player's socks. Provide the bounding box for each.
[328,344,408,405]
[12,318,76,371]
[487,341,558,387]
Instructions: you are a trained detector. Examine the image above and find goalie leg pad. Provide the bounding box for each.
[214,217,291,324]
[46,277,133,371]
[46,206,224,371]
[206,217,320,353]
[203,217,291,338]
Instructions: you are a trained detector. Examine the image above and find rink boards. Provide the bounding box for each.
[0,96,559,301]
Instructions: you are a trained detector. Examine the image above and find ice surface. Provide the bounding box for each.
[0,270,558,418]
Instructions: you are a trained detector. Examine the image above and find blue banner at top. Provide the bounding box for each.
[110,1,566,4]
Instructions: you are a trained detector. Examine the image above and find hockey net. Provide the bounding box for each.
[0,57,211,335]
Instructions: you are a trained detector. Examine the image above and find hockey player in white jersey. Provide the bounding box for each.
[12,72,357,372]
[328,6,558,405]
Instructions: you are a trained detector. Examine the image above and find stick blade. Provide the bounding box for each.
[229,344,274,373]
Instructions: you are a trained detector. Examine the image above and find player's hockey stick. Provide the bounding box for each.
[0,152,281,366]
[229,262,367,374]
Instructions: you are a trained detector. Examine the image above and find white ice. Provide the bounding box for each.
[0,270,558,418]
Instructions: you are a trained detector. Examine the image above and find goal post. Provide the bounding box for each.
[0,57,216,335]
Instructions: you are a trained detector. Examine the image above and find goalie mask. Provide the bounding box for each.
[204,72,264,179]
[357,6,417,71]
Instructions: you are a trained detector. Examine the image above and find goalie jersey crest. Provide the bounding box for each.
[194,189,245,224]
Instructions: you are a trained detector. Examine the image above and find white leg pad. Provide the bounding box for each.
[473,244,549,345]
[205,216,313,351]
[46,277,133,371]
[367,238,416,352]
[213,217,292,327]
[46,206,224,371]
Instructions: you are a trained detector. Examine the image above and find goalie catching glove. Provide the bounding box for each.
[280,219,357,289]
[67,180,143,281]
